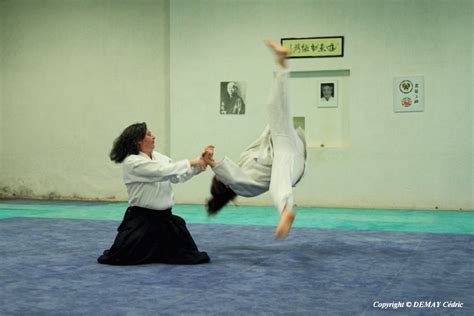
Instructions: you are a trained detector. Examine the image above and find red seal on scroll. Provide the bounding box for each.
[401,97,412,107]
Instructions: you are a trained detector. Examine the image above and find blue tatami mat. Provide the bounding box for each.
[0,217,472,315]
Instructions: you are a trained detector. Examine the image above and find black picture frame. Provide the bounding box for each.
[280,36,344,59]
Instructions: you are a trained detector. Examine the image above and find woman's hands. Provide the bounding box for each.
[189,156,207,170]
[202,145,216,168]
[189,145,215,170]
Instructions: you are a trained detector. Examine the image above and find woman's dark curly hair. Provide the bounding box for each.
[110,122,147,163]
[206,176,237,216]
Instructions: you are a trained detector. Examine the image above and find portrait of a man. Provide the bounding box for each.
[220,81,246,115]
[318,81,338,108]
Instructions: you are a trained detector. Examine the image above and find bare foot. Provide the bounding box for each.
[264,40,289,68]
[275,208,295,239]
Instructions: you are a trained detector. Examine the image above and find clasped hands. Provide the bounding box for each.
[189,145,216,171]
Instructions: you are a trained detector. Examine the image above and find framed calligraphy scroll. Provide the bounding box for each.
[281,36,344,58]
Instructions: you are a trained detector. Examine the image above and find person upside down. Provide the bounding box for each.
[203,40,307,239]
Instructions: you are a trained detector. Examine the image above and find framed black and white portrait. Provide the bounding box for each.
[220,81,246,115]
[317,80,338,108]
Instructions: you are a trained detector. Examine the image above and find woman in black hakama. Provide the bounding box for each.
[98,122,210,265]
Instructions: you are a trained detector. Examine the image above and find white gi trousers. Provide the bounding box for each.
[268,69,306,213]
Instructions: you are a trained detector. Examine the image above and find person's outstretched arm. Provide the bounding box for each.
[203,147,266,197]
[170,145,214,183]
[124,148,209,184]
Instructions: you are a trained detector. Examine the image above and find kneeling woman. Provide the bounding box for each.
[98,122,210,265]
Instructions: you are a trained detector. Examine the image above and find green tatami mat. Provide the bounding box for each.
[0,200,472,234]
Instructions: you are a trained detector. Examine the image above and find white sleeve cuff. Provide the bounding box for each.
[185,159,192,171]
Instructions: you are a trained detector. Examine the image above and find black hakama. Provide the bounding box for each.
[98,206,210,265]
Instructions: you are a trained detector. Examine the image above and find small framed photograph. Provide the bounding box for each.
[293,116,305,131]
[220,81,246,115]
[317,80,338,108]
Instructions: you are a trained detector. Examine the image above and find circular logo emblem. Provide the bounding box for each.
[401,97,412,107]
[399,80,413,94]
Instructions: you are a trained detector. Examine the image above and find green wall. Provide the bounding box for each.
[0,0,170,200]
[0,1,5,178]
[0,0,472,211]
[169,0,473,210]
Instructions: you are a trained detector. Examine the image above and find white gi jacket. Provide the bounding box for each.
[123,151,201,211]
[212,126,306,198]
